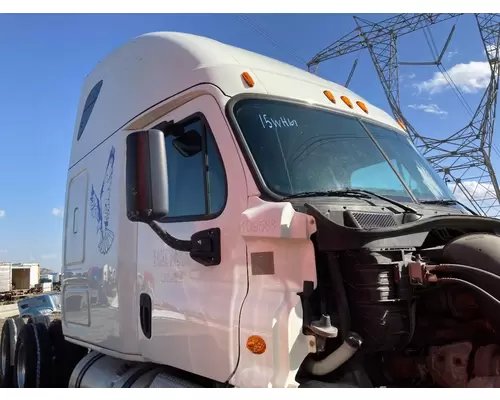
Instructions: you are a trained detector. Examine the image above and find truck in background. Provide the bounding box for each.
[40,271,62,292]
[0,263,40,303]
[2,31,500,389]
[40,272,61,284]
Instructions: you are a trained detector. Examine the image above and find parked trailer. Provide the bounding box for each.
[11,264,39,290]
[0,264,39,292]
[0,263,41,304]
[0,264,10,294]
[3,31,500,388]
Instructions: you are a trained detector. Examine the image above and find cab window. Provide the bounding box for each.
[163,116,227,220]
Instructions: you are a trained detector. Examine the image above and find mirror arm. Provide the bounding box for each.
[148,220,191,252]
[148,221,221,267]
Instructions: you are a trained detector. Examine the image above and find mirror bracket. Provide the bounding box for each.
[190,227,221,266]
[152,120,184,137]
[149,221,221,267]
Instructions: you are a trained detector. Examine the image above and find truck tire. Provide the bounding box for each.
[0,317,26,388]
[48,319,88,388]
[27,315,51,327]
[13,322,52,388]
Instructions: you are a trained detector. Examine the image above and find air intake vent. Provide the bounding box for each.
[432,228,454,242]
[344,211,398,229]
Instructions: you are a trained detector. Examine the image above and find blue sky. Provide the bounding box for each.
[0,13,496,270]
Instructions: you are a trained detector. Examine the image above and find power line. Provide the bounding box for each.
[233,14,309,68]
[307,13,500,217]
[422,25,475,117]
[422,21,500,175]
[424,25,500,167]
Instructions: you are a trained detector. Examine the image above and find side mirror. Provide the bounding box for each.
[125,126,221,267]
[172,129,202,157]
[126,129,169,223]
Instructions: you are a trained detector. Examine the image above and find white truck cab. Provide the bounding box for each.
[3,32,500,389]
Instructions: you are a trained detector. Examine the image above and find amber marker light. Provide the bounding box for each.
[356,101,369,114]
[241,72,255,87]
[323,90,336,104]
[341,96,354,109]
[246,335,266,355]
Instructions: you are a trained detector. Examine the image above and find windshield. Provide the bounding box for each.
[232,98,455,203]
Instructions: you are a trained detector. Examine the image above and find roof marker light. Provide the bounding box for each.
[323,90,336,104]
[397,120,406,130]
[241,72,255,88]
[356,101,369,114]
[341,96,353,109]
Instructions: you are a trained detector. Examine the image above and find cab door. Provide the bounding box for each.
[136,93,249,383]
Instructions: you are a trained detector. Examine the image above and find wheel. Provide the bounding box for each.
[48,319,88,388]
[0,317,26,388]
[29,315,52,327]
[13,322,52,388]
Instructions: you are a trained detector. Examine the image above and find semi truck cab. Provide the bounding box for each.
[4,31,500,389]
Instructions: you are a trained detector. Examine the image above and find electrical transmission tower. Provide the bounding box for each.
[308,13,500,217]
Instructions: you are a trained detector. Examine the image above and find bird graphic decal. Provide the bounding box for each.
[90,146,116,255]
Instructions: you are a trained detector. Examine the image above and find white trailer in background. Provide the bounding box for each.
[0,263,10,294]
[10,264,39,290]
[2,31,500,389]
[0,263,40,301]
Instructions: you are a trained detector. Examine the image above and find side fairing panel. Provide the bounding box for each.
[230,198,318,388]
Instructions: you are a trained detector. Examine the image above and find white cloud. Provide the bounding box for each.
[400,72,416,82]
[52,207,64,218]
[447,180,500,217]
[485,44,498,58]
[414,61,491,95]
[446,50,459,61]
[448,183,473,205]
[0,249,7,254]
[0,210,5,218]
[408,103,448,116]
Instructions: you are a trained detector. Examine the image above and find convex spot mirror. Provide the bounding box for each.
[172,129,202,158]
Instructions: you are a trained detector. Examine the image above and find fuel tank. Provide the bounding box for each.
[69,351,203,388]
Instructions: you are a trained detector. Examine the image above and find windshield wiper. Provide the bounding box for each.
[419,199,479,216]
[282,190,371,200]
[282,188,419,214]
